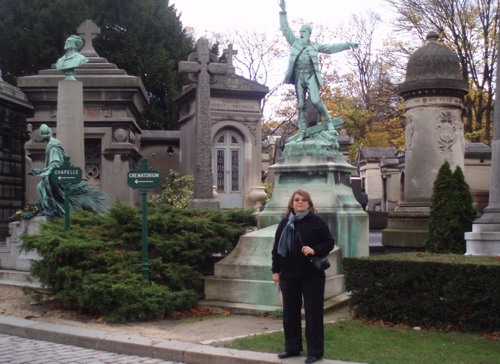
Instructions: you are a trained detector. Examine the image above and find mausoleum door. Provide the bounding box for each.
[213,129,244,208]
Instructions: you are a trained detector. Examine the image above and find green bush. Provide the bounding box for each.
[20,202,256,322]
[425,161,477,254]
[148,170,194,209]
[344,253,500,333]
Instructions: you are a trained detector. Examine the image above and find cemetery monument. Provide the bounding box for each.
[179,38,227,210]
[203,1,368,312]
[55,34,87,170]
[382,32,469,248]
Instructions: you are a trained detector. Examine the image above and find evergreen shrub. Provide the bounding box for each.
[425,161,477,254]
[20,202,256,322]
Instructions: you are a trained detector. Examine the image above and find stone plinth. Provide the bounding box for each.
[258,154,369,259]
[465,230,500,256]
[0,217,46,272]
[203,225,345,313]
[382,201,429,248]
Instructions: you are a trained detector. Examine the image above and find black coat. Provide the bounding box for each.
[271,212,335,279]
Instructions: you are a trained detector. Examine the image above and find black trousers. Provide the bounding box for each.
[281,275,325,357]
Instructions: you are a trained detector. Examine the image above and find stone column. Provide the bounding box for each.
[56,80,85,170]
[382,32,469,248]
[465,32,500,256]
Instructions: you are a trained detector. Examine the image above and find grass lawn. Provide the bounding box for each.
[222,319,500,364]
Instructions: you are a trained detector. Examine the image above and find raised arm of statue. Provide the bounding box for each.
[279,0,296,45]
[279,0,286,12]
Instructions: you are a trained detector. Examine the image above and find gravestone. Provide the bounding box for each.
[179,38,227,210]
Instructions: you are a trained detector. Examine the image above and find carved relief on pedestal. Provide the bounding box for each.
[435,111,458,151]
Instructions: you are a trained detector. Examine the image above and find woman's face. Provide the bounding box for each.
[292,193,310,214]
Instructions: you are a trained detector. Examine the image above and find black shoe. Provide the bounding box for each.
[278,351,300,359]
[305,356,321,363]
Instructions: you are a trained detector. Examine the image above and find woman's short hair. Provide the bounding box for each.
[285,189,317,218]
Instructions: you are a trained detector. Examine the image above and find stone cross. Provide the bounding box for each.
[223,44,238,68]
[179,38,227,202]
[77,19,101,55]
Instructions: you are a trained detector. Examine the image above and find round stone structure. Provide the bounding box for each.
[383,31,469,248]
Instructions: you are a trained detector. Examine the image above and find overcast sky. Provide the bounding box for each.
[170,0,392,36]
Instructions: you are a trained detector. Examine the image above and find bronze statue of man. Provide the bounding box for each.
[279,0,358,141]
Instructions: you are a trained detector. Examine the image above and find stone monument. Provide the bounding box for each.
[202,3,368,313]
[55,34,88,171]
[179,38,227,210]
[465,32,500,256]
[176,42,268,210]
[19,20,148,207]
[382,31,469,248]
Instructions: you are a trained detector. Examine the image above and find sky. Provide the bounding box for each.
[169,0,395,120]
[170,0,393,36]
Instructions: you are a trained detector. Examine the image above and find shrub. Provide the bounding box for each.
[344,253,500,333]
[20,202,256,322]
[148,170,194,209]
[425,161,477,254]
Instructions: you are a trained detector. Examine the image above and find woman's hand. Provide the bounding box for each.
[272,272,280,284]
[301,246,315,256]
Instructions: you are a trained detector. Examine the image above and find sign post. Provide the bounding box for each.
[127,158,161,280]
[50,156,83,231]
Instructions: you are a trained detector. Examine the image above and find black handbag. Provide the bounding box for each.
[310,256,330,271]
[297,232,331,271]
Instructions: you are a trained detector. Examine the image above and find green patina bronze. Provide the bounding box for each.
[56,35,89,80]
[28,124,107,217]
[278,0,358,152]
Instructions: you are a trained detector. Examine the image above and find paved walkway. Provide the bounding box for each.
[0,333,180,364]
[0,314,365,364]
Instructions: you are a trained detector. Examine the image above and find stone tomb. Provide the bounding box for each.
[176,42,268,209]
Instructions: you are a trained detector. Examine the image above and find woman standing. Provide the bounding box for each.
[272,189,335,364]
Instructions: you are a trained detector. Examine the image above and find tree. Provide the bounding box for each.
[425,161,477,254]
[0,0,195,130]
[324,11,405,151]
[384,0,498,143]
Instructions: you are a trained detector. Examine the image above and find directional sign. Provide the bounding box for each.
[51,167,83,184]
[127,159,161,189]
[127,158,162,280]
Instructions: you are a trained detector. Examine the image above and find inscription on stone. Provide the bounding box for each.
[280,173,327,184]
[211,98,259,113]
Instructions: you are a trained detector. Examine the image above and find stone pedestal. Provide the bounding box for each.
[203,225,345,313]
[203,152,367,313]
[187,199,220,210]
[382,201,430,248]
[0,217,46,286]
[56,80,85,170]
[258,154,369,259]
